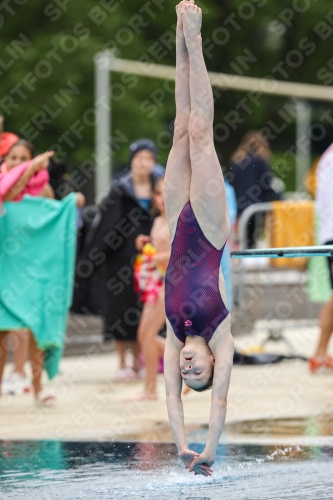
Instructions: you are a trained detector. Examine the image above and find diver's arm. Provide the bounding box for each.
[164,327,188,454]
[164,325,213,476]
[205,330,234,459]
[188,328,234,471]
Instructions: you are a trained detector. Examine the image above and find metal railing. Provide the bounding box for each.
[232,203,321,356]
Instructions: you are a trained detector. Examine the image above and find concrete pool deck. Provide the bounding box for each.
[0,326,333,445]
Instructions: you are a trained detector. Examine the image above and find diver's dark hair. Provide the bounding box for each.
[185,366,214,393]
[7,139,35,158]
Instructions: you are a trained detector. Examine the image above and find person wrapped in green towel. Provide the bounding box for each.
[0,145,83,404]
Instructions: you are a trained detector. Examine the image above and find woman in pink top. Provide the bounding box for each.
[1,140,54,203]
[0,140,55,399]
[1,140,84,402]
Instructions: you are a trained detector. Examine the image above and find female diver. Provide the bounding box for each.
[164,0,234,477]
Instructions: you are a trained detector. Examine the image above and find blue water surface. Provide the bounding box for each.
[0,440,332,499]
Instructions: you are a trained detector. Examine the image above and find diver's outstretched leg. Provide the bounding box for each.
[164,1,193,239]
[182,3,230,249]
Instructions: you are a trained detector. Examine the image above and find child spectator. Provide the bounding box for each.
[0,141,84,403]
[0,141,54,396]
[131,177,171,399]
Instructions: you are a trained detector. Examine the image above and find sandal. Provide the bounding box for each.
[35,391,56,406]
[324,355,333,370]
[309,355,333,374]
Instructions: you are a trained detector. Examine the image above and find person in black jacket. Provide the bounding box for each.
[74,139,164,380]
[227,131,281,248]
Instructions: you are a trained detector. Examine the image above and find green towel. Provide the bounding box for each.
[306,213,331,303]
[0,194,77,378]
[307,255,331,303]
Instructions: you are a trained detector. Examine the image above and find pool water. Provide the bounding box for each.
[0,440,332,499]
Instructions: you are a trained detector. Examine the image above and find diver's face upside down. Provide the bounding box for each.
[179,337,215,391]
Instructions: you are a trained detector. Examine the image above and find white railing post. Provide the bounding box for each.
[94,50,114,202]
[296,100,312,190]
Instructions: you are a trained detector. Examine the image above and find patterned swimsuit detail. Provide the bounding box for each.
[165,202,229,343]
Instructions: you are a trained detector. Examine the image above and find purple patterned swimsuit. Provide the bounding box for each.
[165,202,229,344]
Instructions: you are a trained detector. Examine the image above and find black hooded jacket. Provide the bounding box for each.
[227,153,280,216]
[72,165,164,341]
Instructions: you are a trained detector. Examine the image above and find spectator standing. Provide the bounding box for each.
[1,148,56,402]
[75,139,164,381]
[309,144,333,373]
[131,177,171,399]
[227,131,280,248]
[0,141,54,395]
[0,141,85,400]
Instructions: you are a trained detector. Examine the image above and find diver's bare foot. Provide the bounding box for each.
[176,0,195,21]
[176,3,186,50]
[176,1,193,66]
[181,0,202,44]
[125,391,158,402]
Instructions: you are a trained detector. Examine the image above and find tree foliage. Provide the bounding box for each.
[1,0,333,197]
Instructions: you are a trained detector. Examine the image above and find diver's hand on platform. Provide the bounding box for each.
[188,452,214,477]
